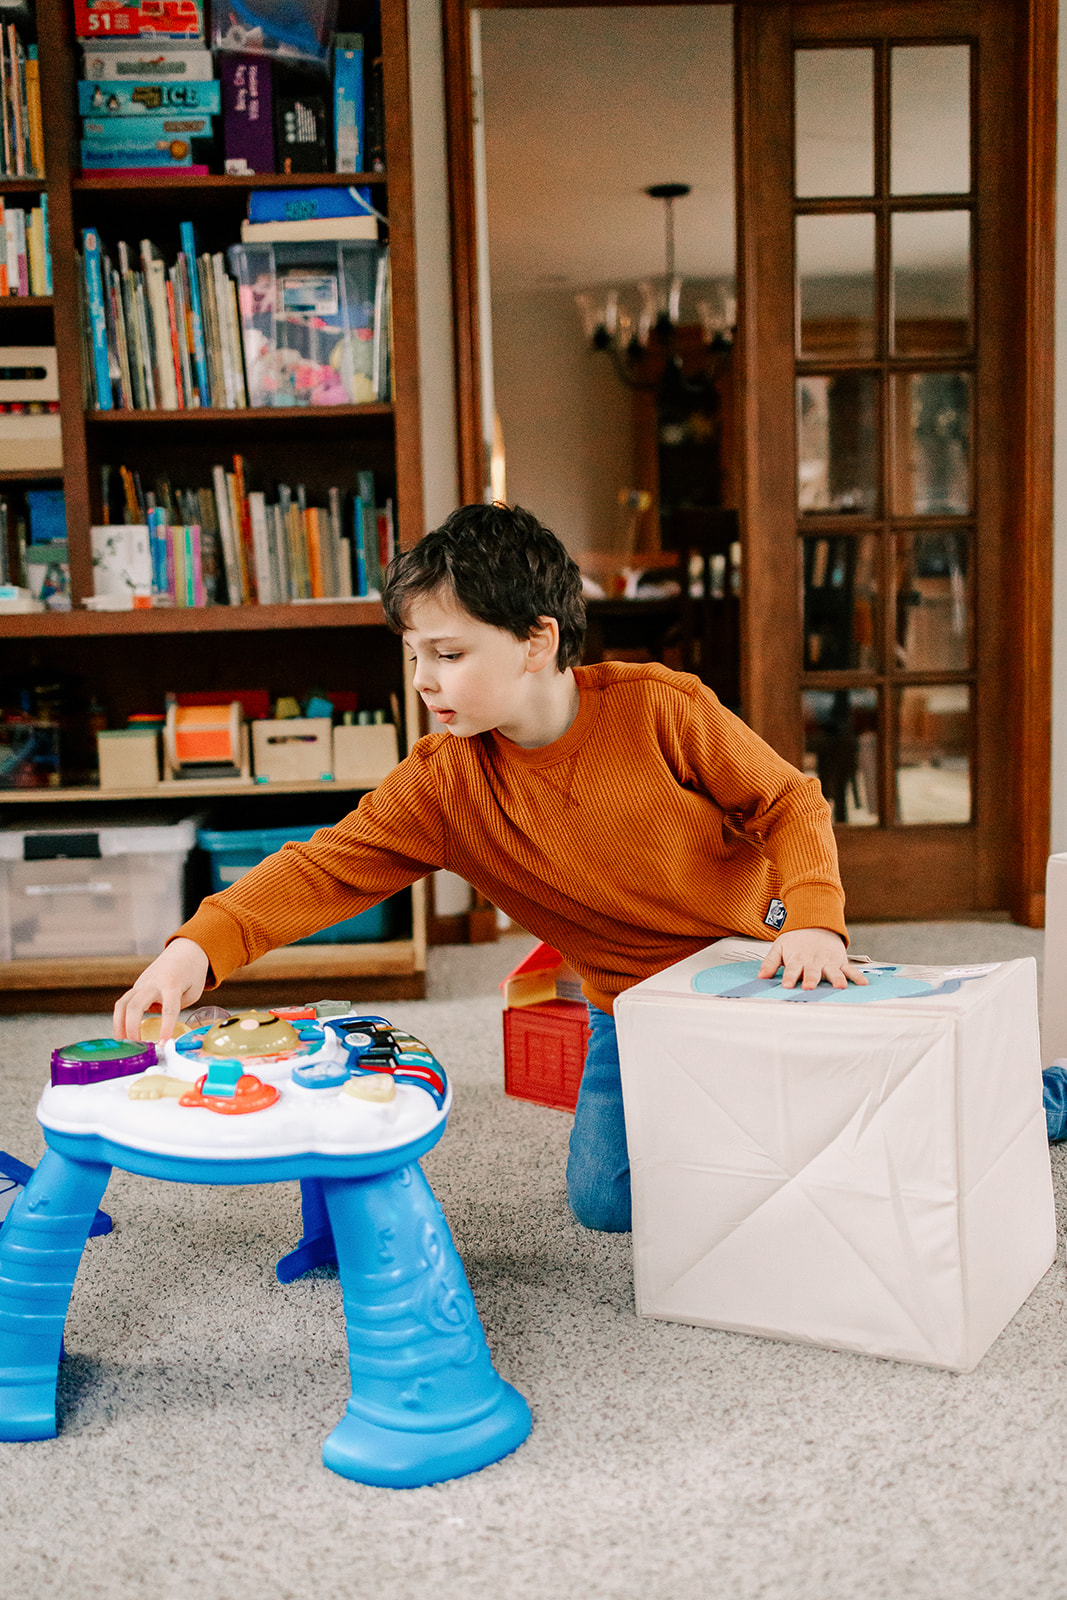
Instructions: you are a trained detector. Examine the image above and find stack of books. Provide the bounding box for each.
[97,457,395,606]
[76,0,217,175]
[0,195,50,295]
[80,222,248,412]
[0,25,43,177]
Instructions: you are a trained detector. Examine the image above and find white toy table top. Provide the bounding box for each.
[38,1008,450,1164]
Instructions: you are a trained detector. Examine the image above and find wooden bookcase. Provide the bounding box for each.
[0,0,429,1012]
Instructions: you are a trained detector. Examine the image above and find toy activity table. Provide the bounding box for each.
[0,1008,532,1488]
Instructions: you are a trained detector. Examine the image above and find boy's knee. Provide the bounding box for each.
[567,1182,631,1234]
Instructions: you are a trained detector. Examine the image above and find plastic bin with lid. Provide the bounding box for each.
[0,816,198,962]
[196,824,397,943]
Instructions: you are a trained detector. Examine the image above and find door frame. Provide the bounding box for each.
[440,0,1055,925]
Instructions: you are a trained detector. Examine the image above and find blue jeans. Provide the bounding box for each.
[566,1004,631,1232]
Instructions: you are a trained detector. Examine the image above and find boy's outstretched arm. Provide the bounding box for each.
[757,927,868,991]
[113,937,210,1043]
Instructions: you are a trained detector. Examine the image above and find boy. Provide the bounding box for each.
[114,503,865,1231]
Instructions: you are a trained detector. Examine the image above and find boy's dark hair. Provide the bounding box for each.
[382,503,586,670]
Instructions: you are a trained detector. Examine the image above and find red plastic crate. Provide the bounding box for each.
[503,999,589,1112]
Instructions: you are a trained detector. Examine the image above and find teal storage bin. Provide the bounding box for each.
[196,825,396,944]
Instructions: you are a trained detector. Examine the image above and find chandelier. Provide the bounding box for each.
[574,183,736,395]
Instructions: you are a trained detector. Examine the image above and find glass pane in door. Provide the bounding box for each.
[896,684,971,822]
[803,534,878,669]
[797,212,876,357]
[795,48,875,197]
[803,688,879,825]
[890,46,971,195]
[894,532,970,671]
[891,372,971,515]
[892,210,971,355]
[797,373,879,514]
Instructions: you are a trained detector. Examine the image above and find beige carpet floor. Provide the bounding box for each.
[0,923,1063,1600]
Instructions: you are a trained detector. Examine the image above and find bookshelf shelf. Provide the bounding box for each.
[0,599,387,636]
[0,467,63,482]
[0,295,52,308]
[84,403,395,424]
[0,776,384,803]
[0,939,420,993]
[72,172,387,193]
[0,0,429,1007]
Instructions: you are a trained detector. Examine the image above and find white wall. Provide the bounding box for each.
[490,286,635,558]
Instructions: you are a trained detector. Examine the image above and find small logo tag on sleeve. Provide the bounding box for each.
[764,897,787,931]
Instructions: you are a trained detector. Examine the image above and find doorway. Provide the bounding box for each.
[443,0,1054,924]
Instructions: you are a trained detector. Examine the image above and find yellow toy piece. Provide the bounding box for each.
[342,1073,397,1103]
[128,1074,193,1100]
[138,1016,190,1044]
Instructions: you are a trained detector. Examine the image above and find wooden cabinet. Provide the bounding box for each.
[0,0,428,1010]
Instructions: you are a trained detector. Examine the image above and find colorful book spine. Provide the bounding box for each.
[82,112,213,144]
[25,49,43,176]
[73,0,204,40]
[333,33,364,173]
[82,46,214,81]
[146,501,168,596]
[220,55,273,175]
[78,79,221,114]
[357,469,380,593]
[81,228,113,410]
[179,220,210,406]
[80,144,196,169]
[40,194,51,293]
[351,496,368,596]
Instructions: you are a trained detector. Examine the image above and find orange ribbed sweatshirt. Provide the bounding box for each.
[176,662,847,1012]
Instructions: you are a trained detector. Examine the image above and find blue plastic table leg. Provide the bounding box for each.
[275,1177,338,1284]
[0,1148,112,1441]
[320,1161,532,1488]
[0,1150,111,1239]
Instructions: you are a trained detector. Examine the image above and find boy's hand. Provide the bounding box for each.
[757,927,868,991]
[113,938,210,1044]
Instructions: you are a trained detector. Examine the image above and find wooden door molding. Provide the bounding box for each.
[736,0,1055,925]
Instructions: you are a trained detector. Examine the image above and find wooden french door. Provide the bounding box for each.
[736,1,1053,923]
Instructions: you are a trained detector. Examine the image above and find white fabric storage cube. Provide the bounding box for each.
[616,940,1055,1371]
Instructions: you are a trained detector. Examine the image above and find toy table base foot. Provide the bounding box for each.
[321,1163,533,1487]
[323,1383,532,1488]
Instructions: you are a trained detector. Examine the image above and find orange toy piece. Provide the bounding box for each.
[179,1073,280,1115]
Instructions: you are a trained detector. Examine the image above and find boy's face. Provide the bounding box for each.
[402,587,541,742]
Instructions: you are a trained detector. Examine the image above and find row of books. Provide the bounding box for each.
[77,33,382,177]
[0,197,50,297]
[0,26,43,178]
[81,221,392,411]
[80,225,249,412]
[98,458,396,606]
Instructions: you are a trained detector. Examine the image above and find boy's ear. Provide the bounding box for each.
[526,615,561,671]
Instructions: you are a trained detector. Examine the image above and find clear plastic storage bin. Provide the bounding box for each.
[0,817,198,962]
[228,240,385,408]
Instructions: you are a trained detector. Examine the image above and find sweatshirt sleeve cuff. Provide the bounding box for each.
[783,886,849,944]
[167,902,253,988]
